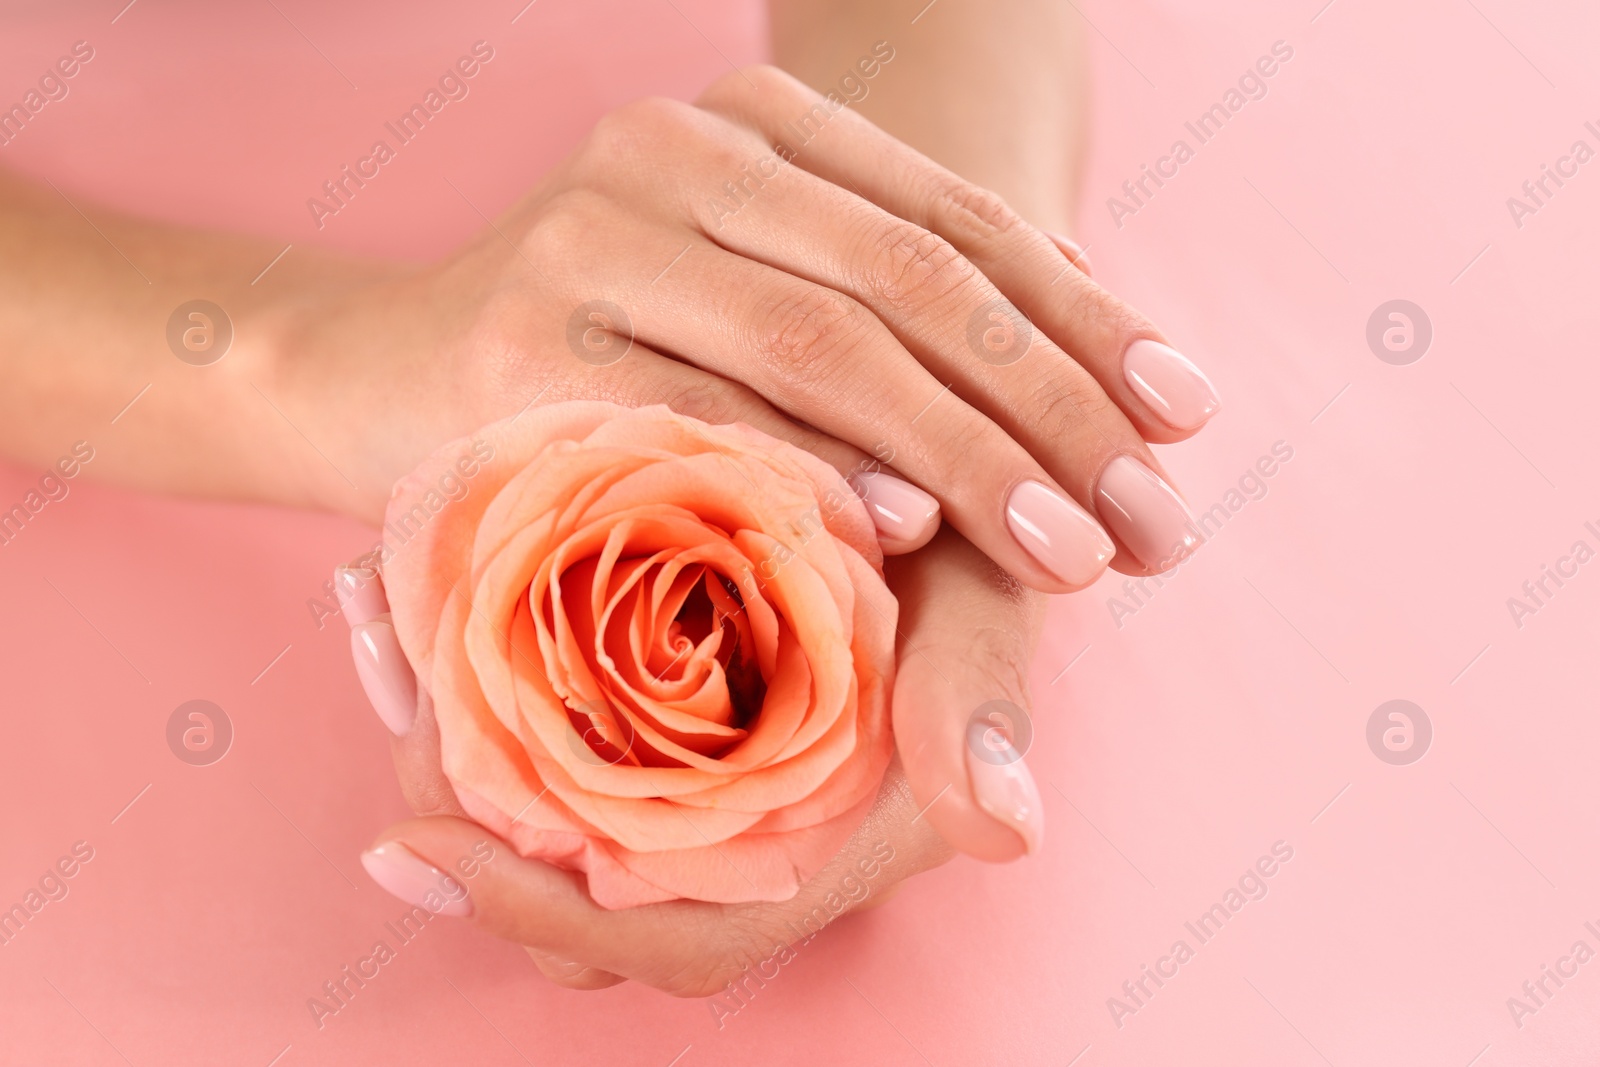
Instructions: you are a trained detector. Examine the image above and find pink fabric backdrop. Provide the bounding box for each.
[3,0,1598,1063]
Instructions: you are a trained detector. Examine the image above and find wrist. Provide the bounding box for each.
[253,255,447,523]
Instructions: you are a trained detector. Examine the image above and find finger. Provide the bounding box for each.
[699,66,1222,443]
[850,469,938,554]
[336,560,418,738]
[523,948,627,990]
[610,240,1116,592]
[646,119,1190,575]
[362,815,724,991]
[884,528,1047,863]
[684,170,1187,577]
[519,304,942,552]
[336,559,467,815]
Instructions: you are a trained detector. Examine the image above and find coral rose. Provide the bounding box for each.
[382,402,897,908]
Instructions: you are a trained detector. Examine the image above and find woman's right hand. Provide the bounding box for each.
[268,64,1218,591]
[340,525,1049,992]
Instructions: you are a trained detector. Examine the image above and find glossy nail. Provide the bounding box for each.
[1094,455,1200,571]
[1005,480,1115,586]
[964,734,1043,856]
[850,470,940,545]
[351,615,417,736]
[1044,230,1093,277]
[334,563,388,627]
[360,842,473,917]
[1123,339,1221,431]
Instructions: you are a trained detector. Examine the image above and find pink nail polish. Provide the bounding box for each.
[1123,339,1221,431]
[849,471,940,544]
[964,739,1043,856]
[334,563,388,627]
[1005,480,1115,586]
[351,616,417,736]
[1094,456,1200,571]
[360,842,473,917]
[1043,230,1093,277]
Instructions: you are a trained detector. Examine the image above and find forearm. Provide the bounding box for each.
[0,168,389,512]
[768,0,1089,232]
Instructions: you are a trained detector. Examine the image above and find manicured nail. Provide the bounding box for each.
[1005,480,1115,586]
[964,735,1043,856]
[1044,230,1093,277]
[360,842,473,917]
[334,563,388,627]
[1123,339,1221,431]
[351,616,417,736]
[850,471,940,544]
[1094,455,1200,571]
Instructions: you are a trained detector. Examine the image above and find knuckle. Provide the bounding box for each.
[945,624,1035,707]
[736,63,794,95]
[698,64,797,112]
[655,947,742,999]
[931,177,1026,246]
[1033,362,1119,437]
[753,288,870,394]
[665,378,747,426]
[513,188,610,268]
[863,225,975,312]
[398,774,461,818]
[924,409,999,475]
[582,97,699,164]
[1061,283,1154,344]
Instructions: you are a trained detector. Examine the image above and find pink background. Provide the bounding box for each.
[3,0,1599,1063]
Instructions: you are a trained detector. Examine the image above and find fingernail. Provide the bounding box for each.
[1123,339,1221,431]
[964,736,1043,856]
[351,616,417,736]
[1005,480,1115,586]
[1044,230,1093,277]
[1094,455,1200,571]
[360,842,473,917]
[849,470,940,543]
[334,563,387,627]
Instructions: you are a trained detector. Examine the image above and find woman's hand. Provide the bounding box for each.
[342,527,1047,990]
[270,65,1216,588]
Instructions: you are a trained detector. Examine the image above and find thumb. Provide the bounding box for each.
[884,529,1047,862]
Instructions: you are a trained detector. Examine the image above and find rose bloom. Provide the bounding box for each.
[384,402,897,908]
